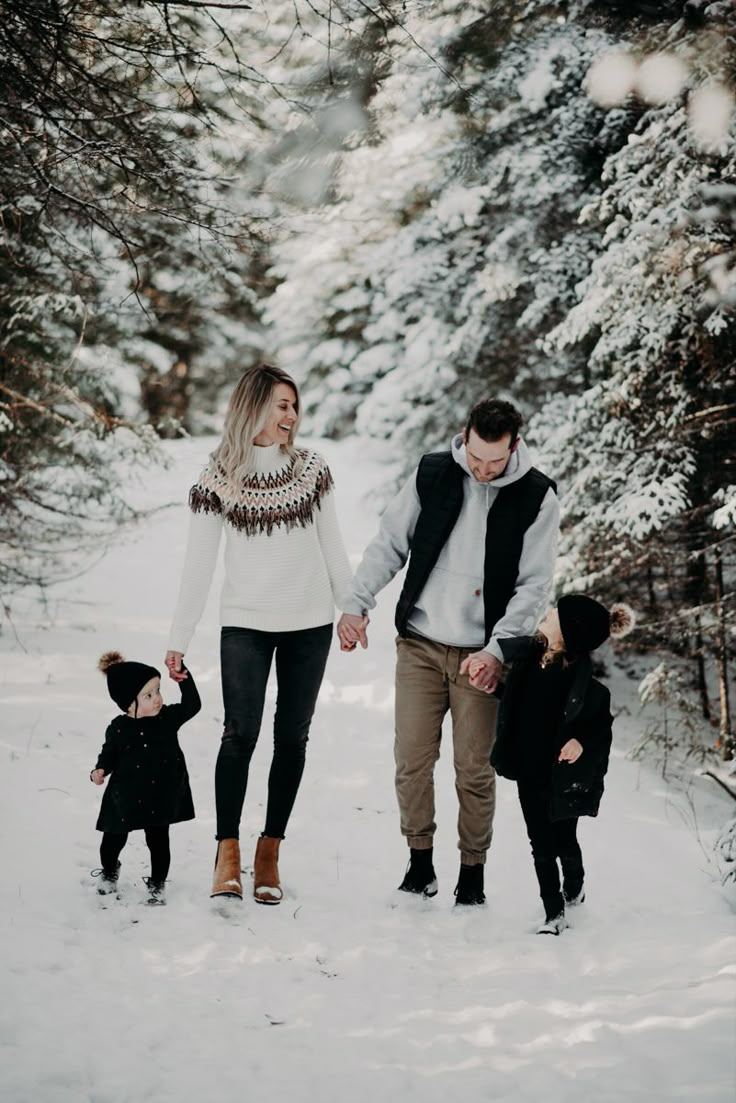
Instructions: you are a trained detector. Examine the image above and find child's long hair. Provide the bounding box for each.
[211,364,300,487]
[535,632,568,669]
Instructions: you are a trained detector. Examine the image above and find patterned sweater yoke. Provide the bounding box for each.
[189,448,334,537]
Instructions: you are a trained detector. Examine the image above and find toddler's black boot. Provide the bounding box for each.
[537,891,567,934]
[453,863,485,906]
[92,862,120,896]
[563,883,585,907]
[144,878,166,906]
[561,853,585,907]
[398,847,438,898]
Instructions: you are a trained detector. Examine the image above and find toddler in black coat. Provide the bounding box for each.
[483,594,634,935]
[90,651,201,905]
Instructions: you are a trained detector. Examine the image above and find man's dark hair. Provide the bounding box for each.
[465,399,523,445]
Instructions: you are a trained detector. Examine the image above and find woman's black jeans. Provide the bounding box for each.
[216,623,333,840]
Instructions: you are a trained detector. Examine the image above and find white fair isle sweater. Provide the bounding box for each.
[167,444,352,654]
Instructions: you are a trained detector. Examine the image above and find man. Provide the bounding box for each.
[338,398,559,905]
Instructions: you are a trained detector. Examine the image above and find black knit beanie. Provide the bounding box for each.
[557,594,635,655]
[98,651,161,712]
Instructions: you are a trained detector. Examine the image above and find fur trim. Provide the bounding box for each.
[98,650,125,673]
[609,603,636,639]
[189,449,334,537]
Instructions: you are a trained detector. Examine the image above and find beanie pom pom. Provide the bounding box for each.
[609,603,635,639]
[98,650,125,673]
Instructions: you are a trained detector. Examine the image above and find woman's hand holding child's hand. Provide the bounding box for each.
[165,650,188,682]
[90,768,105,785]
[558,738,583,764]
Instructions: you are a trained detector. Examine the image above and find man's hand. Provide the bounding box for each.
[165,650,188,682]
[90,768,105,785]
[558,738,583,764]
[459,651,502,694]
[337,613,369,652]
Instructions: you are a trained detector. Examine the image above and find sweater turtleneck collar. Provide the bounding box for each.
[252,443,292,474]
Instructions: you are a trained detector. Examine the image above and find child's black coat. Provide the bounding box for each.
[490,637,613,820]
[94,670,201,833]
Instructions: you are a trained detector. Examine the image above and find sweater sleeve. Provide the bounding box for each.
[341,471,421,616]
[163,666,202,729]
[314,485,353,610]
[483,487,560,662]
[167,508,223,654]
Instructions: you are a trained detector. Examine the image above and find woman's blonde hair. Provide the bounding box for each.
[212,364,300,486]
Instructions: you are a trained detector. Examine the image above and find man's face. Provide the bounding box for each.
[463,428,515,483]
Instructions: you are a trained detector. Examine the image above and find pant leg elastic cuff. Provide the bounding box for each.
[407,837,434,851]
[460,851,487,866]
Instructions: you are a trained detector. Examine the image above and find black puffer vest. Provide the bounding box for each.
[394,451,556,638]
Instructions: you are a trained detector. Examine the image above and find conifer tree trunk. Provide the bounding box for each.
[713,546,733,760]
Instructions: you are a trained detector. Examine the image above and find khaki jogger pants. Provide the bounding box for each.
[394,635,498,865]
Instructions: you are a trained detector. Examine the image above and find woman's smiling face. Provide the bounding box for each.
[253,383,298,446]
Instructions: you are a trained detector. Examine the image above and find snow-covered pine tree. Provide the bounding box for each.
[532,4,735,755]
[0,1,286,590]
[265,1,633,456]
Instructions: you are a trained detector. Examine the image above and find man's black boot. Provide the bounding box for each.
[398,847,438,898]
[453,862,485,906]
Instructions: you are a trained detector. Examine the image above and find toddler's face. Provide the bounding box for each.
[130,676,163,718]
[538,607,563,649]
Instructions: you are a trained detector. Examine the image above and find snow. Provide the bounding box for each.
[688,83,736,152]
[635,54,688,106]
[1,437,734,1103]
[586,51,638,108]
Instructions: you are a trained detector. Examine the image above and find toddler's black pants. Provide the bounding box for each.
[100,825,171,884]
[517,779,584,920]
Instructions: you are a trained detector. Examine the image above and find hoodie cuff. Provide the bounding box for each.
[482,640,504,663]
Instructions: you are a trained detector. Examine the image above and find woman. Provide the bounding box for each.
[166,364,352,904]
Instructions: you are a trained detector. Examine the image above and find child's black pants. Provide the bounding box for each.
[517,780,584,920]
[100,826,170,883]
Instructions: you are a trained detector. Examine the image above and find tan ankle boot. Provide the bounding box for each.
[211,838,242,899]
[253,835,282,905]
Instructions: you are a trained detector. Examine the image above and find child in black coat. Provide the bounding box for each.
[485,595,634,935]
[90,651,201,904]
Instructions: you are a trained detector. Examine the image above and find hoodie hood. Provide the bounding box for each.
[451,433,532,488]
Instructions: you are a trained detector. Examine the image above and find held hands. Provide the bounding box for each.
[558,738,584,764]
[90,769,105,785]
[165,650,188,682]
[459,651,502,694]
[337,613,369,652]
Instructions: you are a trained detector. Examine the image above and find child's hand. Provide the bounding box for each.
[90,768,106,785]
[558,738,583,764]
[459,651,501,693]
[165,650,188,682]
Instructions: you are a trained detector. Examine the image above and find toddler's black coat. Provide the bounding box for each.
[490,637,613,820]
[94,670,200,833]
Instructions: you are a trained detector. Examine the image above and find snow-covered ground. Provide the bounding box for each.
[1,437,734,1103]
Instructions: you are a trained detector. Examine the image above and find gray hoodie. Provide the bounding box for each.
[343,435,559,660]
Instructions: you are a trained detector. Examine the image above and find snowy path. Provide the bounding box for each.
[1,438,734,1103]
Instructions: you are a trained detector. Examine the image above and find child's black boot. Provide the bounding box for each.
[398,847,438,897]
[537,911,568,935]
[563,883,585,907]
[561,852,585,907]
[92,862,120,896]
[538,890,567,934]
[453,863,485,906]
[144,877,166,906]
